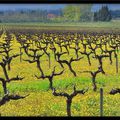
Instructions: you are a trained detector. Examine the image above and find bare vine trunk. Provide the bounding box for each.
[49,79,53,90]
[8,63,11,71]
[116,54,118,73]
[66,99,72,117]
[92,77,97,91]
[2,81,7,94]
[87,55,91,66]
[20,48,22,62]
[2,66,9,80]
[69,64,76,77]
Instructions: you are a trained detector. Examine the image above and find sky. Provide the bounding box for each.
[0,4,65,11]
[0,4,119,11]
[92,4,120,11]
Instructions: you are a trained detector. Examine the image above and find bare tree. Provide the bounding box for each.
[0,42,13,70]
[61,44,70,55]
[55,51,67,63]
[80,66,103,91]
[69,46,80,59]
[0,93,29,106]
[88,44,98,56]
[35,66,64,90]
[102,49,115,65]
[49,45,56,60]
[0,57,24,94]
[29,48,39,60]
[80,51,93,66]
[23,53,44,77]
[56,53,83,77]
[4,53,22,71]
[22,43,31,55]
[93,54,109,74]
[37,46,51,68]
[52,85,88,116]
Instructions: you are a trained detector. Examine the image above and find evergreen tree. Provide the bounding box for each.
[94,5,112,22]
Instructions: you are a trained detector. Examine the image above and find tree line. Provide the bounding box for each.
[0,5,119,23]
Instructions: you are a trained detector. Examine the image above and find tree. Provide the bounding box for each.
[0,56,24,95]
[52,85,88,116]
[79,4,93,22]
[94,5,112,21]
[63,4,93,22]
[93,11,97,21]
[63,5,81,22]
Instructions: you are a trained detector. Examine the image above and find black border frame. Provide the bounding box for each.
[0,0,120,119]
[0,0,120,3]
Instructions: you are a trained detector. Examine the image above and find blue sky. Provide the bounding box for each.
[0,4,119,11]
[0,4,65,11]
[92,4,120,11]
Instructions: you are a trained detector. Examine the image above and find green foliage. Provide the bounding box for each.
[63,4,93,22]
[78,4,93,22]
[94,5,112,22]
[0,9,48,23]
[63,5,80,22]
[0,5,115,23]
[0,25,120,116]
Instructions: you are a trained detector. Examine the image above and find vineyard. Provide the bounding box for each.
[0,25,120,116]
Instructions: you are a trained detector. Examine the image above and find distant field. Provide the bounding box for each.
[1,21,120,33]
[1,20,120,27]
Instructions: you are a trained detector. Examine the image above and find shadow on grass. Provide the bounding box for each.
[0,94,29,106]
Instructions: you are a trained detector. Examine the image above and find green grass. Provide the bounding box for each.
[0,25,120,116]
[0,74,118,95]
[1,21,120,32]
[1,20,120,27]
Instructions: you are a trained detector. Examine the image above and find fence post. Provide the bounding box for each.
[100,88,103,116]
[20,47,22,62]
